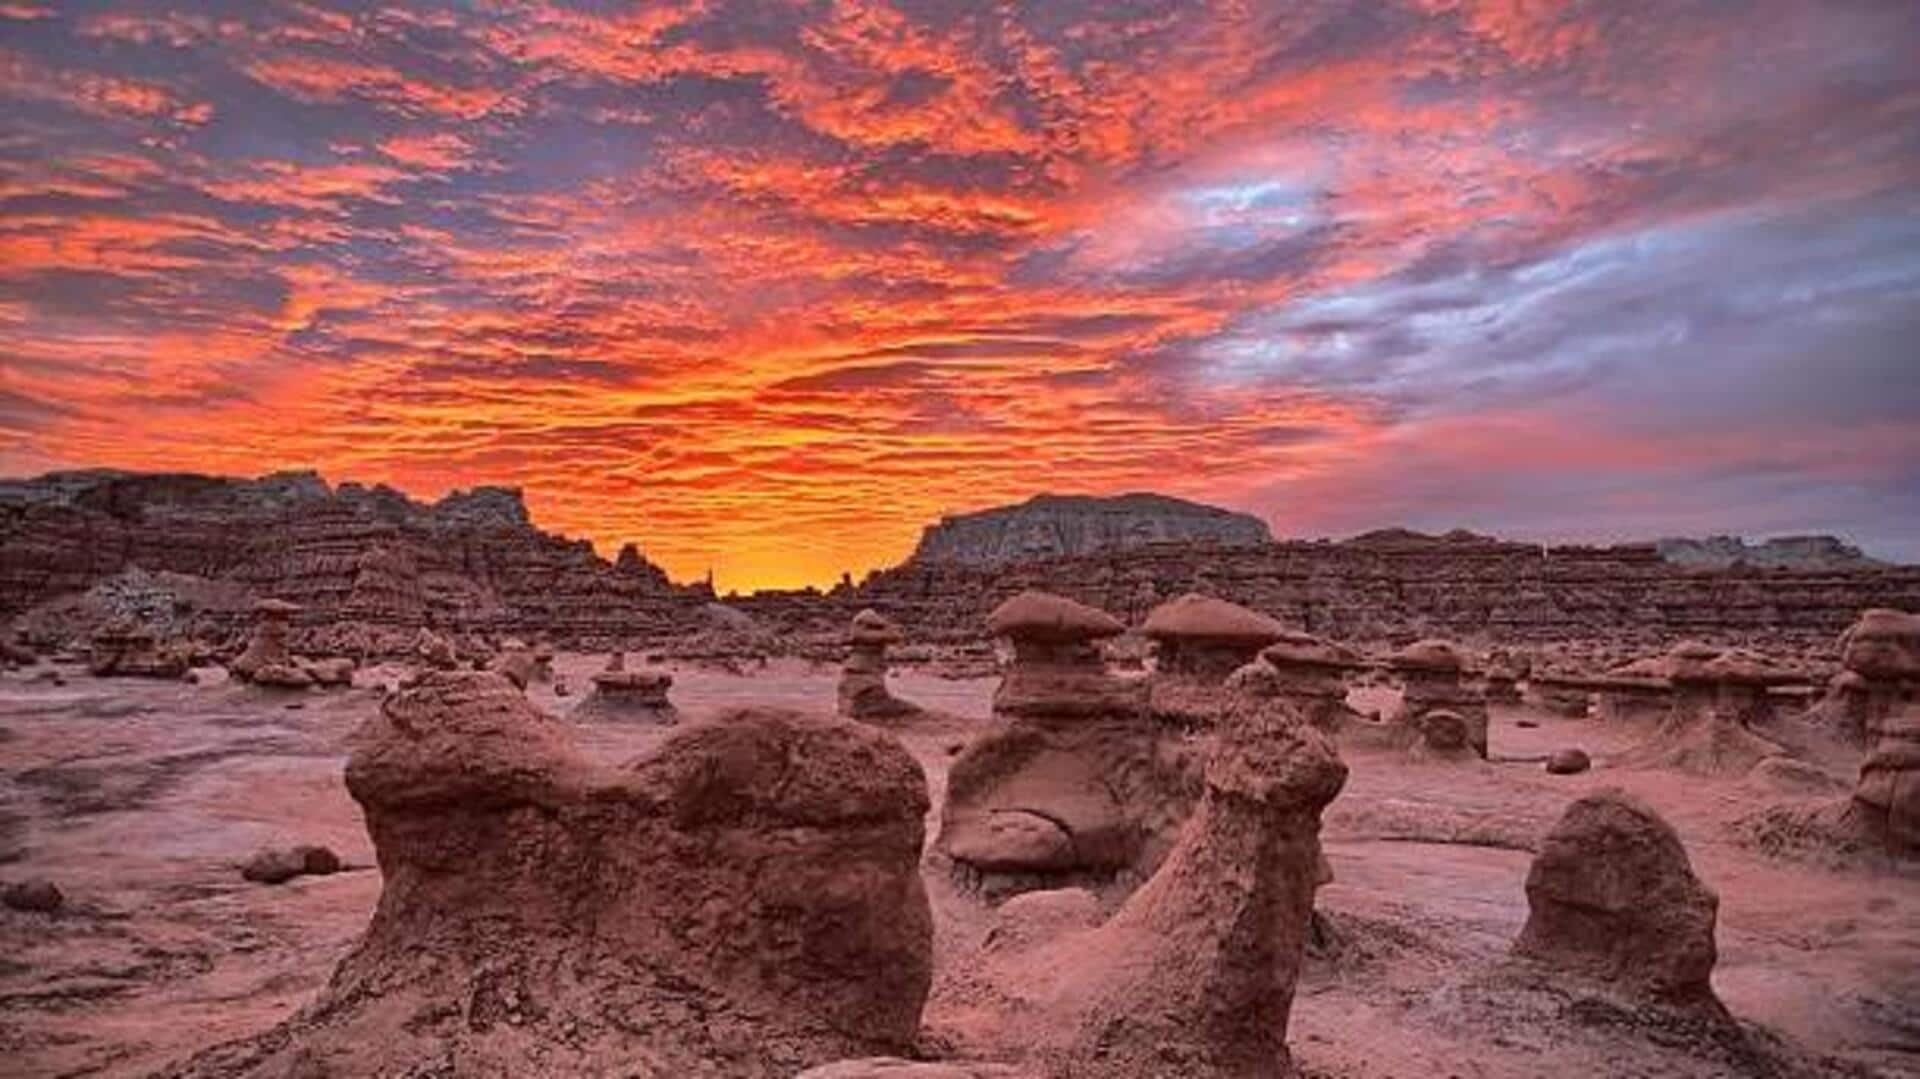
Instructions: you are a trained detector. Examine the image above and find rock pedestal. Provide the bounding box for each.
[939,591,1195,897]
[1621,641,1789,777]
[1141,593,1286,732]
[1388,639,1489,758]
[1252,629,1366,734]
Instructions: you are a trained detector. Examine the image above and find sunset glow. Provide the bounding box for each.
[3,1,1917,590]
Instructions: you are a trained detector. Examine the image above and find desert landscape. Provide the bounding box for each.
[4,2,1919,1077]
[0,473,1916,1078]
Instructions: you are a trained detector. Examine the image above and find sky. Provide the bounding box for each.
[2,1,1917,591]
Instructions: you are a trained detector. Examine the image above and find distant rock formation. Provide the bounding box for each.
[909,493,1271,567]
[1656,534,1878,570]
[0,468,707,647]
[820,527,1920,649]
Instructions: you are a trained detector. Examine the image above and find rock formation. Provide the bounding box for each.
[939,591,1198,896]
[1482,649,1526,703]
[910,493,1271,567]
[1514,789,1723,1011]
[1246,629,1367,734]
[1741,703,1920,862]
[0,469,705,648]
[229,599,308,687]
[839,609,918,722]
[574,654,676,722]
[1388,639,1489,758]
[834,527,1920,649]
[1029,682,1347,1076]
[1140,592,1286,734]
[1619,641,1789,776]
[1590,658,1672,725]
[86,618,189,679]
[1526,668,1595,718]
[1833,608,1920,739]
[168,673,933,1077]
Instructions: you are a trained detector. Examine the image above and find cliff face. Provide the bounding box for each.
[0,470,703,643]
[1657,534,1879,570]
[738,529,1920,650]
[909,493,1272,567]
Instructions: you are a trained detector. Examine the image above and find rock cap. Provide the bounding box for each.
[1140,592,1285,646]
[986,590,1123,643]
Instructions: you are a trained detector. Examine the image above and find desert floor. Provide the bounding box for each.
[2,658,1916,1078]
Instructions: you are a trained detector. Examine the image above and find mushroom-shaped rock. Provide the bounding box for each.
[1514,789,1723,1012]
[1620,643,1790,777]
[168,673,934,1077]
[1248,630,1367,734]
[230,602,310,686]
[987,590,1123,647]
[987,591,1134,719]
[1386,638,1489,758]
[939,594,1185,898]
[1028,688,1347,1076]
[1141,593,1285,677]
[1142,594,1288,730]
[840,610,920,723]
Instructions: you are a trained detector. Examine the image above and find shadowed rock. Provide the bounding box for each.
[164,672,933,1077]
[1514,789,1723,1012]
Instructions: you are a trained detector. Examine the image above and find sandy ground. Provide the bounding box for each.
[1,660,1915,1078]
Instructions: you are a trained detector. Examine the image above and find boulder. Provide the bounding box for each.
[1514,789,1722,1010]
[1546,748,1592,775]
[2,878,64,913]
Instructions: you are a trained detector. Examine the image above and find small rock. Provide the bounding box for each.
[241,848,305,885]
[295,845,342,875]
[1546,748,1592,775]
[1516,719,1540,729]
[553,680,571,697]
[3,878,64,913]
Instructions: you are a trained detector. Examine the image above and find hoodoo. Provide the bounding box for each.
[167,673,933,1077]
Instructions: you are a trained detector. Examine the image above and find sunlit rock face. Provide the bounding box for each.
[1027,688,1346,1077]
[910,493,1271,568]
